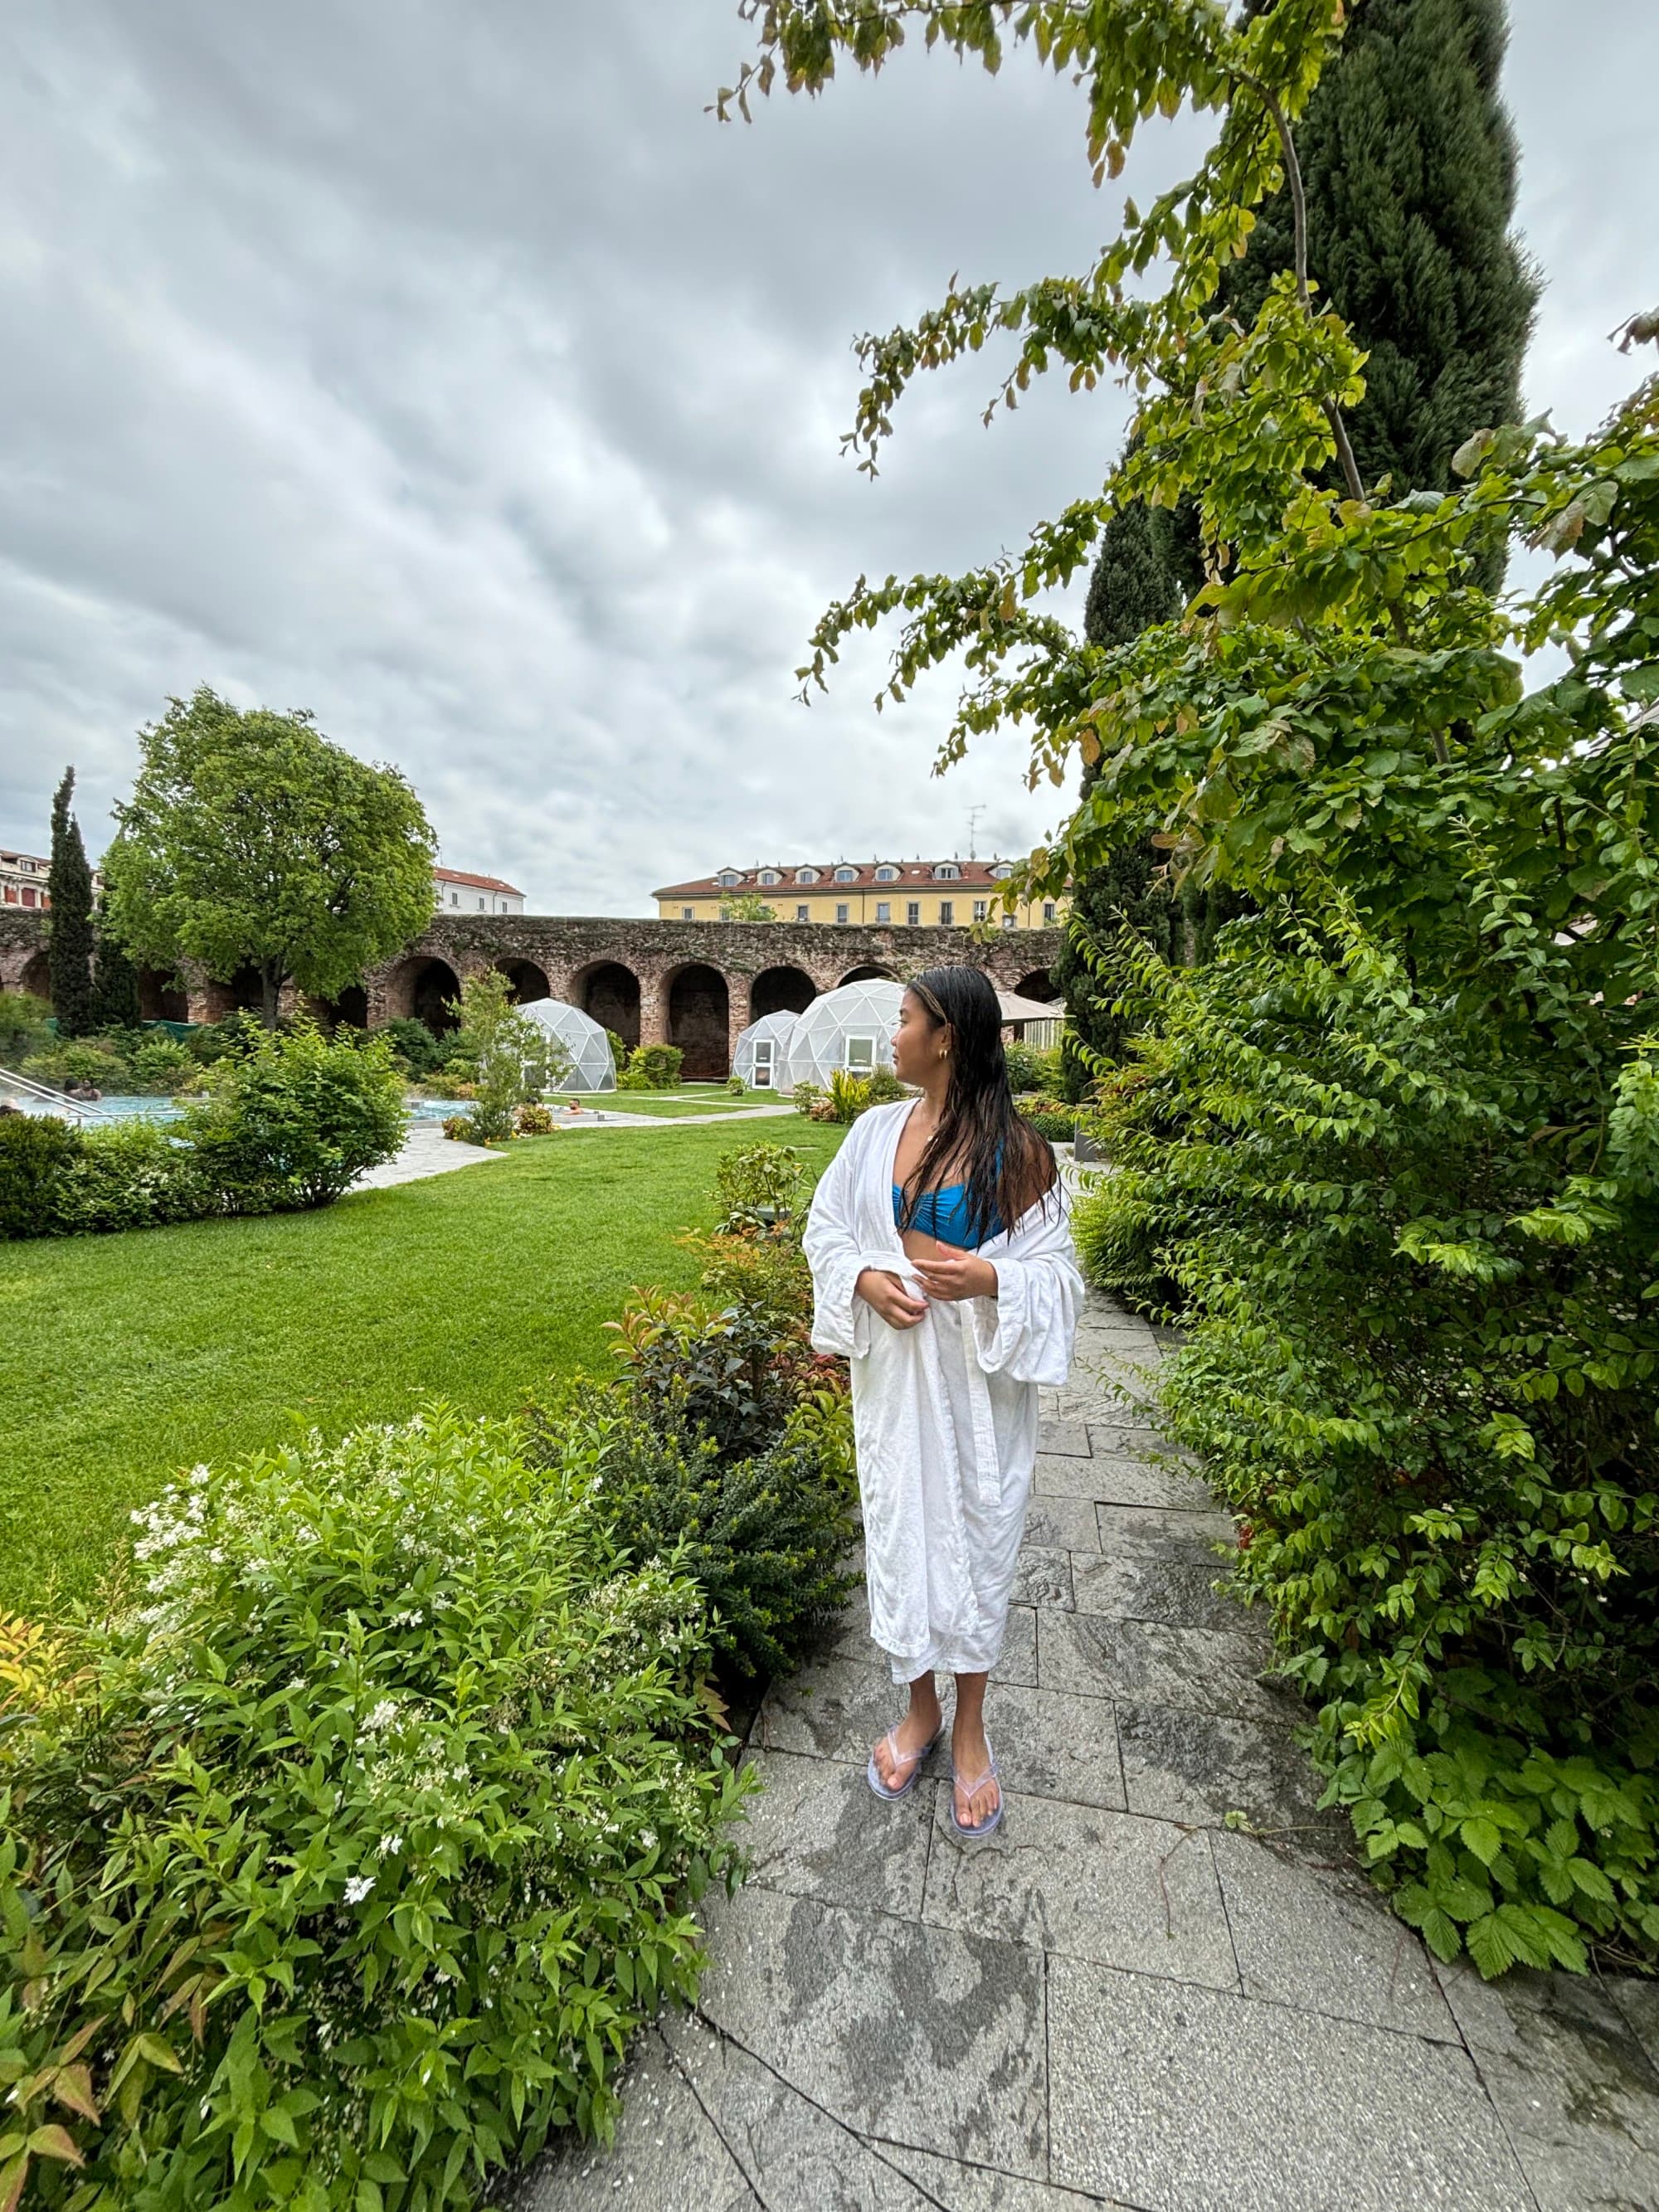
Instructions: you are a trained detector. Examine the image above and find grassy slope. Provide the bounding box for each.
[3,1121,842,1612]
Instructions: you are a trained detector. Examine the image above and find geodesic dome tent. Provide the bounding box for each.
[781,978,905,1092]
[732,1009,800,1090]
[518,998,616,1091]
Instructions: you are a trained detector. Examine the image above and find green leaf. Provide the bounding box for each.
[1461,1818,1502,1867]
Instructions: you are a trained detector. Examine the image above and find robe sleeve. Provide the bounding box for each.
[967,1179,1085,1385]
[801,1115,903,1360]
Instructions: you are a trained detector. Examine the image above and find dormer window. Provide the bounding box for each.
[874,864,899,882]
[758,869,781,885]
[834,866,857,883]
[990,863,1013,880]
[717,870,742,887]
[795,867,820,884]
[934,863,961,880]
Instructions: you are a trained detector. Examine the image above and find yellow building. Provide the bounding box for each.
[653,858,1067,932]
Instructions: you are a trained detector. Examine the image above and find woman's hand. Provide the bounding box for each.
[855,1267,929,1330]
[909,1251,998,1303]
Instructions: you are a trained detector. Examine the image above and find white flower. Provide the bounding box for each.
[343,1874,376,1904]
[377,1833,403,1857]
[364,1699,398,1733]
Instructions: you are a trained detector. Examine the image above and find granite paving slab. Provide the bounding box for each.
[727,1744,935,1918]
[1117,1701,1332,1830]
[878,2142,1138,2210]
[1035,1420,1092,1458]
[1094,1500,1238,1549]
[1209,1830,1457,2042]
[1010,1543,1075,1610]
[1035,1450,1216,1511]
[1024,1495,1107,1552]
[691,1884,1050,2180]
[1070,1547,1241,1632]
[1037,1610,1297,1726]
[1047,1959,1537,2211]
[1433,1959,1659,2210]
[920,1787,1238,1991]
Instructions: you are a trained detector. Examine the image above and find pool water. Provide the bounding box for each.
[5,1094,472,1126]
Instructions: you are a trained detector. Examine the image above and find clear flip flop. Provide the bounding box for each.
[866,1716,946,1802]
[946,1729,1003,1841]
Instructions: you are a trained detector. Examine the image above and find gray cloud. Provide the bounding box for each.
[0,2,1652,909]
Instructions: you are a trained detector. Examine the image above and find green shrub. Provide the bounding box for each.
[440,1113,474,1142]
[790,1079,821,1116]
[616,1045,684,1091]
[826,1068,870,1122]
[128,1029,197,1094]
[1016,1095,1075,1143]
[713,1141,808,1233]
[378,1016,454,1077]
[543,1403,859,1682]
[1003,1040,1048,1093]
[184,1011,268,1067]
[180,1021,407,1212]
[0,994,54,1062]
[0,1116,80,1238]
[1072,917,1659,1975]
[0,1407,756,2205]
[442,973,568,1142]
[864,1066,908,1106]
[50,1121,212,1234]
[725,1074,745,1095]
[20,1038,130,1095]
[601,1287,800,1465]
[514,1101,555,1135]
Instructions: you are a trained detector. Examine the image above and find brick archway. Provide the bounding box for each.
[751,964,817,1019]
[382,955,463,1033]
[666,961,729,1080]
[497,958,551,1004]
[574,960,641,1051]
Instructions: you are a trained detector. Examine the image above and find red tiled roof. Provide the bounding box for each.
[653,859,1036,899]
[434,867,524,896]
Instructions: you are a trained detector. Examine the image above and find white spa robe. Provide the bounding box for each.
[802,1100,1084,1684]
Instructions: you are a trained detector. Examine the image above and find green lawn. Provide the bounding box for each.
[566,1092,789,1119]
[3,1121,842,1612]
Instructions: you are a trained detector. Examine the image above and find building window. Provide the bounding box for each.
[795,903,810,922]
[1043,901,1058,923]
[990,863,1013,879]
[796,867,820,884]
[835,902,849,923]
[875,865,898,882]
[758,869,780,885]
[834,866,857,882]
[875,900,891,922]
[450,891,459,906]
[939,900,954,926]
[934,863,961,880]
[718,870,741,887]
[682,906,693,921]
[845,1036,877,1071]
[906,901,921,926]
[22,888,36,908]
[1001,914,1017,931]
[972,899,988,921]
[477,897,485,910]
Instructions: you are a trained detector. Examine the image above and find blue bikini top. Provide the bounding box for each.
[892,1152,1005,1250]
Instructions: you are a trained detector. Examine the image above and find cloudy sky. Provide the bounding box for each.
[1,2,1653,912]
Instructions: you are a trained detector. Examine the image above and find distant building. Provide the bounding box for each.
[433,867,525,916]
[1,848,105,912]
[653,858,1067,932]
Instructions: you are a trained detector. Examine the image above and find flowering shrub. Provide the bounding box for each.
[49,1120,212,1234]
[513,1102,554,1136]
[0,1408,755,2209]
[615,1046,684,1092]
[440,1114,474,1142]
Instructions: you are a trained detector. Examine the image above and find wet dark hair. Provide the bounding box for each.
[893,964,1059,1245]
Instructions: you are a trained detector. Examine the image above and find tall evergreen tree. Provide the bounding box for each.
[1226,0,1539,530]
[90,909,144,1031]
[47,767,97,1038]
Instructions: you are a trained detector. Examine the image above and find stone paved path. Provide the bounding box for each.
[518,1290,1659,2211]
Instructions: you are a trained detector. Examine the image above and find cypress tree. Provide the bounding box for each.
[1226,0,1538,533]
[90,911,144,1031]
[47,768,97,1038]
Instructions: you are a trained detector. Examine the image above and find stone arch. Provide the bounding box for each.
[18,950,51,1001]
[136,968,189,1023]
[577,960,640,1051]
[497,958,551,1004]
[667,961,729,1080]
[750,965,816,1021]
[1014,967,1059,1003]
[383,955,462,1033]
[327,985,369,1030]
[839,962,897,985]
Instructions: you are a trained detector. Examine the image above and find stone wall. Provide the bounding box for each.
[0,909,1065,1078]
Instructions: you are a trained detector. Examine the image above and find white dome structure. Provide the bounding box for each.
[732,1009,801,1090]
[517,998,617,1091]
[781,978,906,1092]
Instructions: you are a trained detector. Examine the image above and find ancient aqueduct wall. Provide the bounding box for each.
[0,912,1063,1081]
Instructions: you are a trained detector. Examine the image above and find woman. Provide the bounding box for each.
[801,965,1083,1840]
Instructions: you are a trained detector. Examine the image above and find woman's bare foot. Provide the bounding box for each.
[871,1683,943,1790]
[950,1714,1000,1830]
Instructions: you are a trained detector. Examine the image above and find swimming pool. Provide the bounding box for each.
[3,1093,465,1126]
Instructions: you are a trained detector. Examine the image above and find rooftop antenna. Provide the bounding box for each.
[966,805,985,860]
